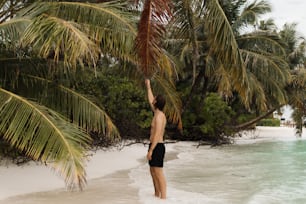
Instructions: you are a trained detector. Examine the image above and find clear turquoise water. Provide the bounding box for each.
[130,134,306,204]
[170,141,306,204]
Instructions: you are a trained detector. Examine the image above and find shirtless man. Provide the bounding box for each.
[145,79,167,199]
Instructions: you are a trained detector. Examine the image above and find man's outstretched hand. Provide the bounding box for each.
[145,79,151,88]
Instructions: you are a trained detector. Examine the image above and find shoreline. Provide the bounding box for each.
[0,169,141,204]
[0,126,305,203]
[0,143,149,201]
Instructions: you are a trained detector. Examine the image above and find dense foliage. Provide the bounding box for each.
[77,72,152,140]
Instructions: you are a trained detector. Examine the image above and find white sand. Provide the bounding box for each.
[0,143,148,201]
[236,126,306,144]
[0,126,305,203]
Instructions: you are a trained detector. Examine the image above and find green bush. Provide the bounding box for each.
[181,93,235,143]
[78,74,151,139]
[199,93,235,141]
[257,118,280,127]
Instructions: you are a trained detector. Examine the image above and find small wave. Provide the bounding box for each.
[129,162,224,204]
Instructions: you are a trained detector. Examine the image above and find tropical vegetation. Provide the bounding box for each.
[0,0,305,189]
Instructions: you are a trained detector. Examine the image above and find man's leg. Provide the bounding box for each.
[150,167,160,197]
[155,167,166,199]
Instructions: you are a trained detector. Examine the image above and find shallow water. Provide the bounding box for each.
[2,128,306,204]
[130,133,306,204]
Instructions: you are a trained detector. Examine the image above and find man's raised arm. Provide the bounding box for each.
[145,79,155,111]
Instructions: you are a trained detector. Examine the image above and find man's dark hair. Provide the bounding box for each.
[155,94,166,111]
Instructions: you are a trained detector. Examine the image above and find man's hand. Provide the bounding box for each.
[145,79,150,88]
[147,150,152,161]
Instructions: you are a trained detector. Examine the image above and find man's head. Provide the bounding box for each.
[153,94,166,111]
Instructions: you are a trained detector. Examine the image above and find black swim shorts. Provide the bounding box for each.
[148,143,165,167]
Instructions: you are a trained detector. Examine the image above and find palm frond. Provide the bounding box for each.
[214,64,233,98]
[152,74,182,129]
[0,88,91,189]
[258,18,277,31]
[241,49,290,84]
[205,0,249,106]
[21,1,137,67]
[246,72,267,110]
[55,1,137,63]
[233,0,271,29]
[22,13,100,68]
[170,0,200,83]
[135,0,172,77]
[0,17,30,44]
[241,49,290,105]
[20,74,120,140]
[288,69,306,107]
[55,1,137,34]
[237,31,286,56]
[56,84,120,139]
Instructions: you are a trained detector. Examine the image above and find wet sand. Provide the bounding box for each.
[0,142,178,204]
[0,169,140,204]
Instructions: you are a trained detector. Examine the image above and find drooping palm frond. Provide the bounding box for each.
[204,0,249,106]
[17,74,120,140]
[237,31,286,56]
[0,17,30,45]
[238,33,290,103]
[20,1,137,67]
[240,49,290,107]
[288,69,306,107]
[170,0,200,84]
[22,14,100,68]
[152,74,182,129]
[258,18,277,31]
[53,1,137,63]
[246,71,267,111]
[0,88,91,189]
[214,63,234,98]
[232,0,271,31]
[135,0,172,77]
[0,0,31,23]
[280,23,306,70]
[288,69,306,136]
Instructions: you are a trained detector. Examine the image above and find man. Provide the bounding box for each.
[145,79,167,199]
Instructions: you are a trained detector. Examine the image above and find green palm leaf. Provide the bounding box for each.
[152,74,182,129]
[0,17,30,44]
[21,1,137,67]
[53,1,137,63]
[0,88,91,189]
[22,14,99,68]
[205,0,249,106]
[237,31,286,56]
[233,0,271,31]
[170,0,200,83]
[135,0,172,77]
[240,49,290,105]
[246,72,267,110]
[21,74,120,139]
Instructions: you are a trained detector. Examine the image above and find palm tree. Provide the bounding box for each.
[166,0,251,116]
[168,0,289,112]
[134,0,183,129]
[280,24,306,135]
[0,0,138,189]
[233,18,306,132]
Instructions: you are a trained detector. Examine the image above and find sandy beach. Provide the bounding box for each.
[0,126,305,204]
[0,143,151,204]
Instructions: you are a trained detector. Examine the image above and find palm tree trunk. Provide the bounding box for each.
[234,108,277,130]
[182,66,205,113]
